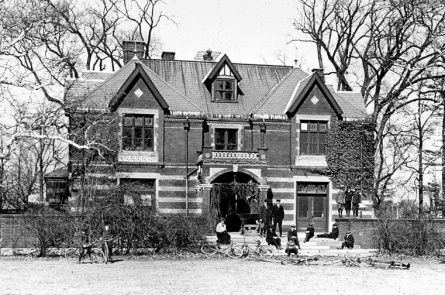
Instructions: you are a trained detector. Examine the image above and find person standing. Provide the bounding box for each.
[259,199,271,237]
[345,187,353,217]
[272,199,285,237]
[336,187,346,218]
[101,221,113,261]
[352,189,362,217]
[304,223,315,243]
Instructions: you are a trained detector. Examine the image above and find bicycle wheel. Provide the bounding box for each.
[258,246,274,258]
[64,248,80,260]
[90,248,106,263]
[225,245,244,259]
[200,244,218,256]
[281,258,293,265]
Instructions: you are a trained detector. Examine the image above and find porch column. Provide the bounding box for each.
[258,184,270,204]
[201,184,212,216]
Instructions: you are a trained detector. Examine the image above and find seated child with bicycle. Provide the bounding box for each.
[285,225,301,256]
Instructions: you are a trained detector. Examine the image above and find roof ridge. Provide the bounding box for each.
[248,68,297,114]
[138,62,204,113]
[147,58,294,68]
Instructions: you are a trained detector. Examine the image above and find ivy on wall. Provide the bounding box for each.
[326,117,375,198]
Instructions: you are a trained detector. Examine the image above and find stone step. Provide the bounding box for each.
[206,234,363,250]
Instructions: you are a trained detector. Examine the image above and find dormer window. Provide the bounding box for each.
[202,54,243,103]
[214,78,235,101]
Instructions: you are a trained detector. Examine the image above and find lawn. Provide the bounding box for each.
[1,256,444,294]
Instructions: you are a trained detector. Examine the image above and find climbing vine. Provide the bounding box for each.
[326,117,375,198]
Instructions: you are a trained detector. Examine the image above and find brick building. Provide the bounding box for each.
[59,42,369,233]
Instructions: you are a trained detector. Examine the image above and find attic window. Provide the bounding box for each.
[213,78,236,102]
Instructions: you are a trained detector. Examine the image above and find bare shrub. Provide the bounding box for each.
[372,202,444,255]
[23,205,72,256]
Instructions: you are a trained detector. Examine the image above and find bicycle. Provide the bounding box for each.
[323,255,362,267]
[367,258,410,270]
[65,241,107,264]
[231,239,276,261]
[200,241,243,258]
[281,256,319,266]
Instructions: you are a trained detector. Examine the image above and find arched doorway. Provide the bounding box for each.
[210,171,260,231]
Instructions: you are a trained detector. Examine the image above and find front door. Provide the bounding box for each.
[296,182,328,232]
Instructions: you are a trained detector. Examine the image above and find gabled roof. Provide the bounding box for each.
[284,72,343,117]
[108,62,169,111]
[67,59,203,113]
[67,55,367,119]
[202,54,243,84]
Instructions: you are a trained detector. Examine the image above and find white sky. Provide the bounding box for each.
[157,0,318,70]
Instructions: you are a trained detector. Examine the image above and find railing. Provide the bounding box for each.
[212,151,259,160]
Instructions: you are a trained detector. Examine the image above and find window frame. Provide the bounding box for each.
[299,120,328,156]
[213,78,237,102]
[214,128,238,150]
[119,178,156,209]
[122,114,154,152]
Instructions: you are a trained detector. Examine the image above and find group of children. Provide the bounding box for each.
[336,186,362,218]
[284,223,355,256]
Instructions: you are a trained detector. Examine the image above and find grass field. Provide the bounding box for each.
[1,256,444,294]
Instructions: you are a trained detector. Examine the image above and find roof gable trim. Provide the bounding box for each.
[108,62,169,112]
[201,54,243,84]
[285,73,343,117]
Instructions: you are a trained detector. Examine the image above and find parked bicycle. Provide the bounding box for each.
[231,239,276,261]
[322,255,362,267]
[281,256,320,266]
[65,240,107,264]
[200,241,243,258]
[367,258,410,269]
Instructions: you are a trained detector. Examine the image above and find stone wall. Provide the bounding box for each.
[336,218,445,248]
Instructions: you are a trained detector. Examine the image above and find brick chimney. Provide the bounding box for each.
[123,41,146,64]
[203,49,213,61]
[161,51,175,60]
[311,68,325,82]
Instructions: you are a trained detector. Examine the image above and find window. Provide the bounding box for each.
[215,129,238,150]
[214,78,235,101]
[122,115,154,151]
[300,121,328,155]
[120,178,155,208]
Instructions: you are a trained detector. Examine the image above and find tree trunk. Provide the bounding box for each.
[418,99,424,214]
[442,93,445,206]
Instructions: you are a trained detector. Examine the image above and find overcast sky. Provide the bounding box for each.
[157,0,317,70]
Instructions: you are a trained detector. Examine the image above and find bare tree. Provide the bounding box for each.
[294,0,445,207]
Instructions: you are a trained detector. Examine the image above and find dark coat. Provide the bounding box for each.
[259,204,272,225]
[287,229,301,248]
[331,227,339,240]
[352,192,361,204]
[272,204,284,221]
[344,233,354,247]
[305,226,315,239]
[345,190,353,202]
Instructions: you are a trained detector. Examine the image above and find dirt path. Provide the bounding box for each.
[1,257,444,294]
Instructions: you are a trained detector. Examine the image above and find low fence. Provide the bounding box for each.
[336,218,445,248]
